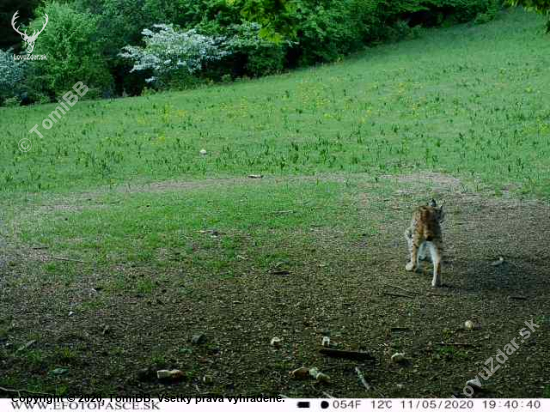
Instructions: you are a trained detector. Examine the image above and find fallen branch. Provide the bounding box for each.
[319,348,375,361]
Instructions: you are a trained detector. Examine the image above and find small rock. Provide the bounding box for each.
[464,320,474,331]
[270,337,282,348]
[491,257,505,266]
[391,352,407,363]
[68,311,74,317]
[321,336,331,347]
[466,379,482,389]
[199,149,207,155]
[156,370,172,380]
[156,369,184,381]
[191,333,207,345]
[169,369,185,380]
[316,372,331,384]
[50,368,68,376]
[309,367,320,378]
[202,375,213,384]
[309,367,330,384]
[290,367,310,380]
[17,340,36,352]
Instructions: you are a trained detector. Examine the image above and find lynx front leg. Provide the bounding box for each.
[405,242,419,272]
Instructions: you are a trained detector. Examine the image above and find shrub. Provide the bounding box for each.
[28,1,113,100]
[224,22,286,77]
[0,49,26,106]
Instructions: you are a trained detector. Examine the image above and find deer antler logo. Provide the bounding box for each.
[11,10,49,54]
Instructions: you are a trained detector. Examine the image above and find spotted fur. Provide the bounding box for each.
[405,199,445,287]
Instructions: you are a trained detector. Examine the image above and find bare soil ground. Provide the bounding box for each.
[1,174,549,398]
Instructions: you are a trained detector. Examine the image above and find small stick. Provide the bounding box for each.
[436,342,477,348]
[31,246,49,250]
[319,348,375,361]
[426,293,452,298]
[509,295,527,301]
[52,257,85,263]
[355,367,371,390]
[382,282,415,295]
[270,210,295,215]
[391,327,411,332]
[383,292,413,298]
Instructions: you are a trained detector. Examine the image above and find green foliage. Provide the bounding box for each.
[0,49,26,105]
[28,1,113,100]
[227,0,298,41]
[5,0,505,99]
[507,0,550,30]
[223,22,286,76]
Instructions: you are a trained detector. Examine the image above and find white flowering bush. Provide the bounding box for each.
[0,49,26,105]
[119,24,230,85]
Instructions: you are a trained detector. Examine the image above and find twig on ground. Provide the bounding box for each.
[382,282,415,295]
[319,348,375,361]
[391,327,411,332]
[436,342,477,348]
[52,257,85,263]
[509,295,527,300]
[383,291,413,298]
[355,367,371,390]
[426,293,452,298]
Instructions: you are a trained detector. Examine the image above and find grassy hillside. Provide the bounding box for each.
[1,9,549,199]
[0,9,549,398]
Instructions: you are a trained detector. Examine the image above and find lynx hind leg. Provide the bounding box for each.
[418,242,428,261]
[428,242,442,287]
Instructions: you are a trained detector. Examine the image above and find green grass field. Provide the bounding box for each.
[1,9,550,198]
[0,9,549,398]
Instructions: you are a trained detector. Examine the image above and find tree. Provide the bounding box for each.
[28,1,113,99]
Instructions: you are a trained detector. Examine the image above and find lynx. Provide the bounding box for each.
[405,199,445,287]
